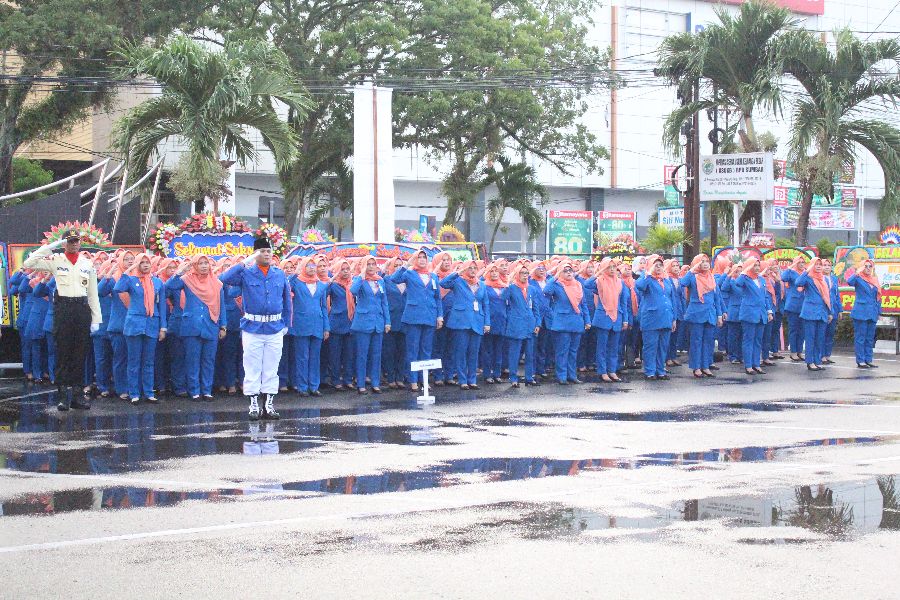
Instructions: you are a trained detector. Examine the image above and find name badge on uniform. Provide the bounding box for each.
[473,300,479,312]
[432,280,437,290]
[528,300,533,309]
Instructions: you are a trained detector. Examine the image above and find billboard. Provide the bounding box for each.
[546,210,593,256]
[596,211,636,239]
[712,246,818,271]
[700,0,824,15]
[162,232,256,261]
[288,242,444,265]
[699,152,774,202]
[658,205,706,230]
[771,205,855,230]
[833,245,900,315]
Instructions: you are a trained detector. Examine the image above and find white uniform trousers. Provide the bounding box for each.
[242,330,285,395]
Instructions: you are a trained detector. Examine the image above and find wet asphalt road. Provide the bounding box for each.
[1,353,900,598]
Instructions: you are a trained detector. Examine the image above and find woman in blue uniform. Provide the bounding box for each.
[277,257,298,392]
[576,260,598,373]
[326,258,356,390]
[14,272,35,380]
[440,260,490,390]
[503,261,541,388]
[781,256,808,361]
[618,262,640,371]
[634,255,675,380]
[543,261,590,385]
[166,255,226,401]
[591,258,631,383]
[90,258,114,397]
[712,254,732,359]
[431,252,456,386]
[680,254,722,378]
[793,257,833,372]
[39,276,59,387]
[663,260,684,368]
[759,260,779,366]
[481,263,508,383]
[847,258,881,368]
[720,264,744,365]
[381,257,407,389]
[114,254,167,404]
[289,256,330,396]
[350,257,390,394]
[529,262,553,378]
[100,252,133,399]
[733,258,774,375]
[215,257,243,394]
[821,258,842,365]
[389,250,442,392]
[27,273,52,383]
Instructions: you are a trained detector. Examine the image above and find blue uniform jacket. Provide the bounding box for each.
[669,277,686,320]
[288,278,329,338]
[847,274,880,322]
[165,276,227,340]
[485,285,508,335]
[529,278,553,327]
[327,282,353,335]
[26,282,50,340]
[114,275,167,337]
[781,269,804,313]
[577,276,598,319]
[101,277,128,334]
[590,284,632,332]
[720,277,743,316]
[794,272,832,323]
[828,274,842,319]
[734,274,773,324]
[680,272,723,325]
[223,285,242,330]
[634,275,675,331]
[37,279,58,334]
[91,279,111,336]
[384,276,406,334]
[440,272,490,334]
[220,263,292,335]
[389,267,441,326]
[15,279,32,329]
[542,280,590,332]
[500,284,541,339]
[349,276,390,333]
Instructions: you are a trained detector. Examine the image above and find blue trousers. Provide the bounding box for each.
[594,327,621,375]
[551,330,582,383]
[19,330,33,377]
[354,331,383,389]
[183,335,218,397]
[762,318,776,359]
[620,326,640,369]
[727,320,743,361]
[853,318,876,364]
[125,334,157,399]
[535,327,552,375]
[688,322,716,370]
[786,311,804,354]
[46,335,56,384]
[771,313,783,353]
[506,336,535,383]
[279,334,296,388]
[31,336,49,378]
[451,329,482,385]
[741,321,764,369]
[641,328,670,377]
[667,321,682,360]
[403,324,434,384]
[803,318,827,365]
[382,330,406,384]
[92,335,113,393]
[716,323,728,354]
[294,335,323,392]
[154,336,169,391]
[110,332,128,394]
[214,330,242,388]
[578,326,597,369]
[482,333,505,379]
[433,326,454,382]
[823,316,838,357]
[327,332,354,386]
[168,334,187,394]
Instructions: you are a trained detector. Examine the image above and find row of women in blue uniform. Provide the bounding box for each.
[8,250,883,397]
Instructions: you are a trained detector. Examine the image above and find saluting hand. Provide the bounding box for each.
[242,251,259,267]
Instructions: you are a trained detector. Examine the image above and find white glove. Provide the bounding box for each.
[90,324,100,333]
[280,327,288,336]
[48,239,65,250]
[243,251,259,267]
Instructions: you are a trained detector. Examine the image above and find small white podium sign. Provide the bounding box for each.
[411,359,442,404]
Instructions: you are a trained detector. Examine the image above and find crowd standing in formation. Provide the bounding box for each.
[8,234,883,420]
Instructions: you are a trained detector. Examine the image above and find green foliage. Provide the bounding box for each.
[834,314,854,343]
[0,0,205,196]
[167,155,230,207]
[10,158,53,201]
[482,155,549,253]
[879,476,900,530]
[699,237,712,256]
[114,35,309,202]
[815,237,837,261]
[306,161,353,240]
[779,28,900,242]
[776,237,796,248]
[642,224,691,253]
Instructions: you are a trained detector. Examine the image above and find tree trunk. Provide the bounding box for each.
[0,149,13,197]
[710,207,718,248]
[487,208,505,255]
[795,176,815,247]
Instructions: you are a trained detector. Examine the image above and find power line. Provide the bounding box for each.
[866,0,900,41]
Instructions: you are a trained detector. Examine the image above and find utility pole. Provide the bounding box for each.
[682,78,700,260]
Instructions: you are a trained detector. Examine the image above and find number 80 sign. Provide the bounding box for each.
[546,210,593,257]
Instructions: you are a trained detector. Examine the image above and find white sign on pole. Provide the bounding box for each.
[699,152,774,202]
[411,359,442,404]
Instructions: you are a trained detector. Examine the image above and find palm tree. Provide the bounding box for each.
[778,29,900,244]
[306,161,353,241]
[114,35,310,213]
[657,0,795,236]
[482,156,548,254]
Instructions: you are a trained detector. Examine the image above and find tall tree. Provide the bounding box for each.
[0,0,206,199]
[778,29,900,243]
[306,160,353,241]
[482,155,548,254]
[114,35,310,213]
[394,0,610,226]
[657,0,795,236]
